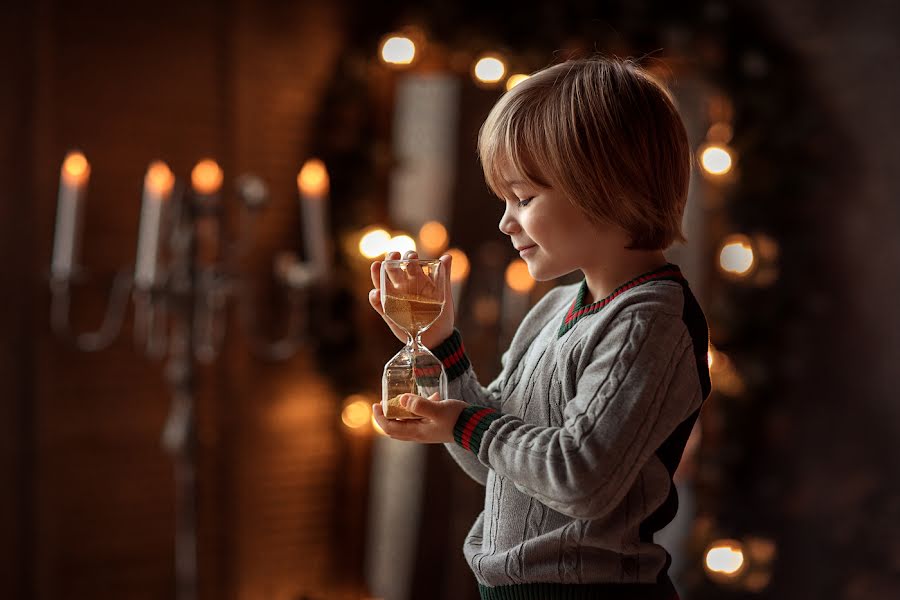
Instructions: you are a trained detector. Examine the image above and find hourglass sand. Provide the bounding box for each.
[380,258,448,419]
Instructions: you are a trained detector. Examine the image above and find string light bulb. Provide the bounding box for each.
[359,227,392,258]
[704,539,747,583]
[386,234,416,255]
[341,395,372,430]
[418,221,449,257]
[473,54,507,86]
[505,259,535,293]
[718,234,756,278]
[700,144,735,176]
[379,34,416,67]
[446,248,470,282]
[505,73,530,90]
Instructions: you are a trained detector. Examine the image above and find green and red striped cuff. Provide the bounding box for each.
[431,328,470,381]
[453,405,501,454]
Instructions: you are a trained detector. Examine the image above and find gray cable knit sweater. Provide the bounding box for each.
[430,263,710,600]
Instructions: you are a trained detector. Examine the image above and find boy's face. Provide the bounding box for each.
[496,163,632,281]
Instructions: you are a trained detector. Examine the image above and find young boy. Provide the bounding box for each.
[370,56,710,600]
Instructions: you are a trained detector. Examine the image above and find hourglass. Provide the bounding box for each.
[380,258,448,419]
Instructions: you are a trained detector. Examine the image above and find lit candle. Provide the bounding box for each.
[191,158,222,198]
[191,159,223,266]
[501,259,535,338]
[51,151,91,280]
[446,248,470,309]
[296,158,331,276]
[135,161,175,288]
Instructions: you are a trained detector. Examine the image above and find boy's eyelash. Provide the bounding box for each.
[517,197,534,207]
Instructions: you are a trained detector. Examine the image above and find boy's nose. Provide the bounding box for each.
[498,208,520,236]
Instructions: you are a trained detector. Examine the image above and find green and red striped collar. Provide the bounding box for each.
[558,263,685,338]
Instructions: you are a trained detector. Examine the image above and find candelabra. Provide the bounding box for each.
[48,157,330,600]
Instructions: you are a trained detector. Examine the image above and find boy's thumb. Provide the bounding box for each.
[402,392,441,417]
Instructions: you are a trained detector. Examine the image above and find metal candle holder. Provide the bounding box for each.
[48,172,326,600]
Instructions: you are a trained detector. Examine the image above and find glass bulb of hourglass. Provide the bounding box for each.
[380,259,448,420]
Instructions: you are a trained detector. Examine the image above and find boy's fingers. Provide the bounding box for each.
[400,393,440,418]
[383,251,407,291]
[441,254,452,300]
[370,260,381,290]
[368,288,382,314]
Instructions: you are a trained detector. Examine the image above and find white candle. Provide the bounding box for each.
[297,158,331,276]
[135,161,174,288]
[501,259,535,338]
[51,151,91,280]
[191,159,223,266]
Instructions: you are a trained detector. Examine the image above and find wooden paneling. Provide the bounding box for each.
[3,1,357,599]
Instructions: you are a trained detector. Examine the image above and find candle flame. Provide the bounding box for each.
[61,151,90,185]
[144,161,175,197]
[297,158,329,197]
[447,248,470,282]
[191,159,223,195]
[505,259,534,293]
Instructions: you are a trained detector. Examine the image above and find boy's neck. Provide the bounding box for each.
[580,250,669,305]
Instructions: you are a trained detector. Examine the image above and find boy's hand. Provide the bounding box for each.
[372,392,468,444]
[369,250,455,349]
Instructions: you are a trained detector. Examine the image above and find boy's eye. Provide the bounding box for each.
[517,197,534,207]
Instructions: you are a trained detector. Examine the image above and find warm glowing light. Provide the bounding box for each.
[706,122,734,144]
[473,55,506,85]
[505,259,535,293]
[418,221,449,256]
[447,248,469,282]
[704,540,746,579]
[472,296,499,325]
[700,145,734,175]
[505,73,530,91]
[61,151,90,185]
[718,234,756,276]
[386,234,416,255]
[359,227,392,258]
[297,158,329,197]
[342,395,372,429]
[144,161,175,196]
[380,35,416,66]
[191,159,223,195]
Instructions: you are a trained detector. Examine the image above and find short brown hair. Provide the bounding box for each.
[478,56,690,250]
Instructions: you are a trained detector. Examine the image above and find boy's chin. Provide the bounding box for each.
[524,262,572,282]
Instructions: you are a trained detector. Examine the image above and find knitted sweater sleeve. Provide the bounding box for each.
[449,309,703,519]
[430,329,508,486]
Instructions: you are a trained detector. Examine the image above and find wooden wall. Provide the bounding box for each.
[0,1,385,599]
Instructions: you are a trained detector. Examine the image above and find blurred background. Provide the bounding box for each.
[2,0,899,599]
